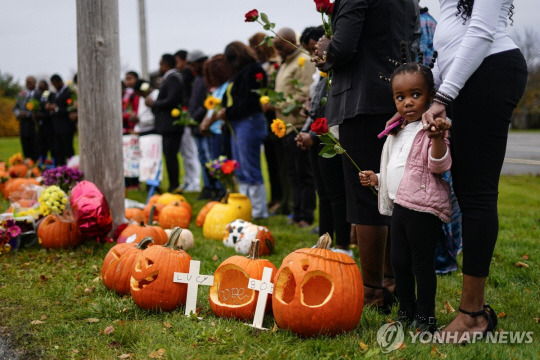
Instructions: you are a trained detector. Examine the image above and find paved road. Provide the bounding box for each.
[502,132,540,175]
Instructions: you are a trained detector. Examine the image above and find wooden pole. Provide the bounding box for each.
[138,0,149,79]
[76,0,125,231]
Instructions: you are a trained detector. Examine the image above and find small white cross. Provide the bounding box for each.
[173,260,214,317]
[246,267,274,330]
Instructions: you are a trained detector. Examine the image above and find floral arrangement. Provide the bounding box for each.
[42,165,83,193]
[205,156,239,193]
[38,186,69,216]
[0,219,21,254]
[311,117,376,194]
[25,98,41,112]
[171,106,198,127]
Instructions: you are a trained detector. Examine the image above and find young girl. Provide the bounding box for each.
[360,62,451,333]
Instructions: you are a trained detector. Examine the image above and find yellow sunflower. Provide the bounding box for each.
[204,96,221,110]
[271,118,287,138]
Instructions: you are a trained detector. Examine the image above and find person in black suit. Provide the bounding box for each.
[46,74,75,165]
[36,80,54,161]
[145,54,185,192]
[313,0,419,310]
[13,76,39,160]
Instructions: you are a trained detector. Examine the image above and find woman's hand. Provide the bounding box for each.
[422,102,446,132]
[359,170,378,187]
[312,36,330,69]
[295,132,313,150]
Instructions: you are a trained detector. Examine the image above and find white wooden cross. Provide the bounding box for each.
[173,260,214,317]
[246,266,274,330]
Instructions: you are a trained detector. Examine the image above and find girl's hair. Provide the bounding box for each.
[203,54,233,89]
[390,62,435,93]
[248,33,276,62]
[457,0,514,25]
[224,41,257,74]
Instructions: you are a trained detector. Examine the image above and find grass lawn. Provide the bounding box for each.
[0,136,538,359]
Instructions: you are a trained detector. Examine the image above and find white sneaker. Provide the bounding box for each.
[331,248,354,258]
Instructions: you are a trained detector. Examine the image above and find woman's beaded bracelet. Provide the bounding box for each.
[434,90,454,107]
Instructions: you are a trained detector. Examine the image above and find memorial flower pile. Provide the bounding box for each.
[42,165,83,193]
[0,219,21,254]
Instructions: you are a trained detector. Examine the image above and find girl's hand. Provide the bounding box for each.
[359,170,378,187]
[426,117,451,139]
[422,102,446,132]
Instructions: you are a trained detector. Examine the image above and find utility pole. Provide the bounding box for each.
[138,0,149,79]
[76,0,125,231]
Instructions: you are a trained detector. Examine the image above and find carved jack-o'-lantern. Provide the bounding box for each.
[272,234,364,337]
[130,228,192,311]
[209,240,277,320]
[101,237,154,295]
[203,193,252,240]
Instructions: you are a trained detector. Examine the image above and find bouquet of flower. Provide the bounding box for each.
[38,185,69,216]
[171,105,198,127]
[25,98,41,113]
[42,165,84,193]
[0,219,21,254]
[205,156,239,193]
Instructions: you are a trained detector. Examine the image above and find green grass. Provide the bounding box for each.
[0,137,539,359]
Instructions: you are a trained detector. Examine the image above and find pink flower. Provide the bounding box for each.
[7,225,21,238]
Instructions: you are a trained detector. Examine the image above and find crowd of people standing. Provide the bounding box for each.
[13,0,526,341]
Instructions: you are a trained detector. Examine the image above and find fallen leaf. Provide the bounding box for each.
[118,354,133,359]
[522,254,529,260]
[271,323,278,332]
[104,325,114,334]
[498,312,507,319]
[72,349,79,354]
[40,275,48,282]
[148,348,166,358]
[210,321,216,327]
[398,342,406,350]
[93,276,101,282]
[41,315,47,320]
[431,345,447,358]
[358,341,369,352]
[92,265,99,272]
[31,320,44,325]
[118,320,126,326]
[54,301,60,305]
[535,318,540,324]
[212,255,218,261]
[163,321,172,329]
[84,287,96,294]
[443,300,455,314]
[514,262,529,268]
[87,318,100,323]
[109,341,120,348]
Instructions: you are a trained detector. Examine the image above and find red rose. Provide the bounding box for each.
[66,98,73,105]
[244,9,259,22]
[255,72,264,81]
[311,117,329,135]
[314,0,330,12]
[326,2,334,14]
[221,160,238,175]
[182,106,188,111]
[273,63,280,70]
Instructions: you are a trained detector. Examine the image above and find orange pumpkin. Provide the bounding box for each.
[101,237,154,295]
[143,202,164,223]
[209,239,277,320]
[130,227,192,311]
[8,164,29,178]
[195,201,218,227]
[37,214,83,249]
[156,193,187,206]
[158,202,191,229]
[117,220,160,244]
[2,178,40,199]
[272,234,364,337]
[125,208,145,223]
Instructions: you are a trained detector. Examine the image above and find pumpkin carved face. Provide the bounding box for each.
[203,193,252,240]
[209,240,277,320]
[130,228,192,311]
[101,237,153,295]
[272,234,364,337]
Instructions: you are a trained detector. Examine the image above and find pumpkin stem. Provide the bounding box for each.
[315,233,332,250]
[136,237,154,249]
[164,227,183,249]
[220,189,231,204]
[148,206,156,225]
[247,239,260,260]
